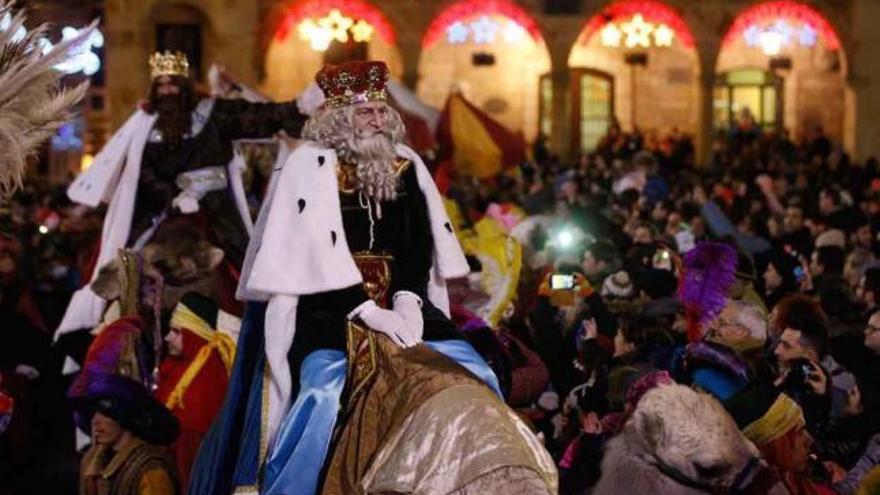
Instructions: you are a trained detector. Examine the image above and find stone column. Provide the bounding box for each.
[539,15,581,160]
[550,68,572,158]
[694,34,720,168]
[398,35,422,91]
[695,71,715,167]
[847,0,880,162]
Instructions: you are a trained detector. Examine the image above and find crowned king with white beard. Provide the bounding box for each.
[300,93,405,203]
[240,60,472,450]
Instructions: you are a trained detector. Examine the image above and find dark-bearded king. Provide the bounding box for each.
[58,51,307,338]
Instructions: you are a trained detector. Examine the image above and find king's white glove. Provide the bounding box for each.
[172,192,200,213]
[351,300,417,348]
[392,292,424,345]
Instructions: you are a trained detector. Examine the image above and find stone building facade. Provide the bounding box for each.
[102,0,880,165]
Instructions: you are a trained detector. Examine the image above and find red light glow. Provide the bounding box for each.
[274,0,396,45]
[578,0,695,48]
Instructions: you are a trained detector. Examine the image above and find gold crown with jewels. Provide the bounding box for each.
[149,51,190,79]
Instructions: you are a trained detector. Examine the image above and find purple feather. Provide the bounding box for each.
[461,317,489,332]
[679,242,738,330]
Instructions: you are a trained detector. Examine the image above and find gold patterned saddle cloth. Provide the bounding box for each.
[322,255,558,494]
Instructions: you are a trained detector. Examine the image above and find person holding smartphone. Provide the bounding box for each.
[775,316,858,423]
[531,264,616,394]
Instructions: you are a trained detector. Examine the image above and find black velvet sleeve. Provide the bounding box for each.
[129,149,178,238]
[135,162,176,215]
[305,283,371,316]
[211,99,307,141]
[388,166,434,300]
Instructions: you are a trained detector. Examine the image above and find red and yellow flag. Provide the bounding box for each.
[436,93,525,180]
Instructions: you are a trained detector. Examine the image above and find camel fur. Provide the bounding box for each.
[594,383,760,494]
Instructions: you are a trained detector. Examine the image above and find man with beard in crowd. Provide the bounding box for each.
[57,51,307,339]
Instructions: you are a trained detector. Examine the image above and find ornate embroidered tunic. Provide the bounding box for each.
[288,159,462,384]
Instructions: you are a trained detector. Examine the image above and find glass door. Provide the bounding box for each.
[714,69,782,133]
[571,69,614,153]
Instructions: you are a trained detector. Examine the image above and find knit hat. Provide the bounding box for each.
[601,271,634,299]
[624,370,673,408]
[602,369,672,435]
[816,229,846,249]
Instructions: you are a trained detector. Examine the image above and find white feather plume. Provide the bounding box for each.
[296,82,326,116]
[0,1,95,198]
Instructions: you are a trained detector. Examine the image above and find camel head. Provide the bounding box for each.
[626,382,761,493]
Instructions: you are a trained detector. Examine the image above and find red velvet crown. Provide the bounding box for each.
[315,61,389,109]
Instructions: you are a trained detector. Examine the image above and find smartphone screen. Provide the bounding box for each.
[550,274,576,290]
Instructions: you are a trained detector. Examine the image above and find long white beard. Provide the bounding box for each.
[339,132,399,202]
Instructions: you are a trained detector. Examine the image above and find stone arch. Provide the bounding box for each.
[417,0,552,141]
[259,0,404,101]
[568,0,701,152]
[715,0,850,147]
[717,0,849,58]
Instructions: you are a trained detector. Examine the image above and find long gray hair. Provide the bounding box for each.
[302,102,406,202]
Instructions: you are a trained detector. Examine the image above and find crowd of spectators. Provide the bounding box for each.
[2,113,880,494]
[445,116,880,494]
[0,183,103,494]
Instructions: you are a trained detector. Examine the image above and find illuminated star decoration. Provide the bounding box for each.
[621,14,654,48]
[317,9,354,43]
[53,26,104,76]
[297,18,333,51]
[470,15,498,44]
[502,20,526,43]
[600,23,622,47]
[772,19,793,45]
[653,24,674,47]
[0,12,26,42]
[11,21,104,76]
[350,19,374,43]
[743,24,762,46]
[798,24,817,47]
[297,18,317,41]
[758,29,783,56]
[741,18,822,54]
[447,20,469,44]
[309,28,333,51]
